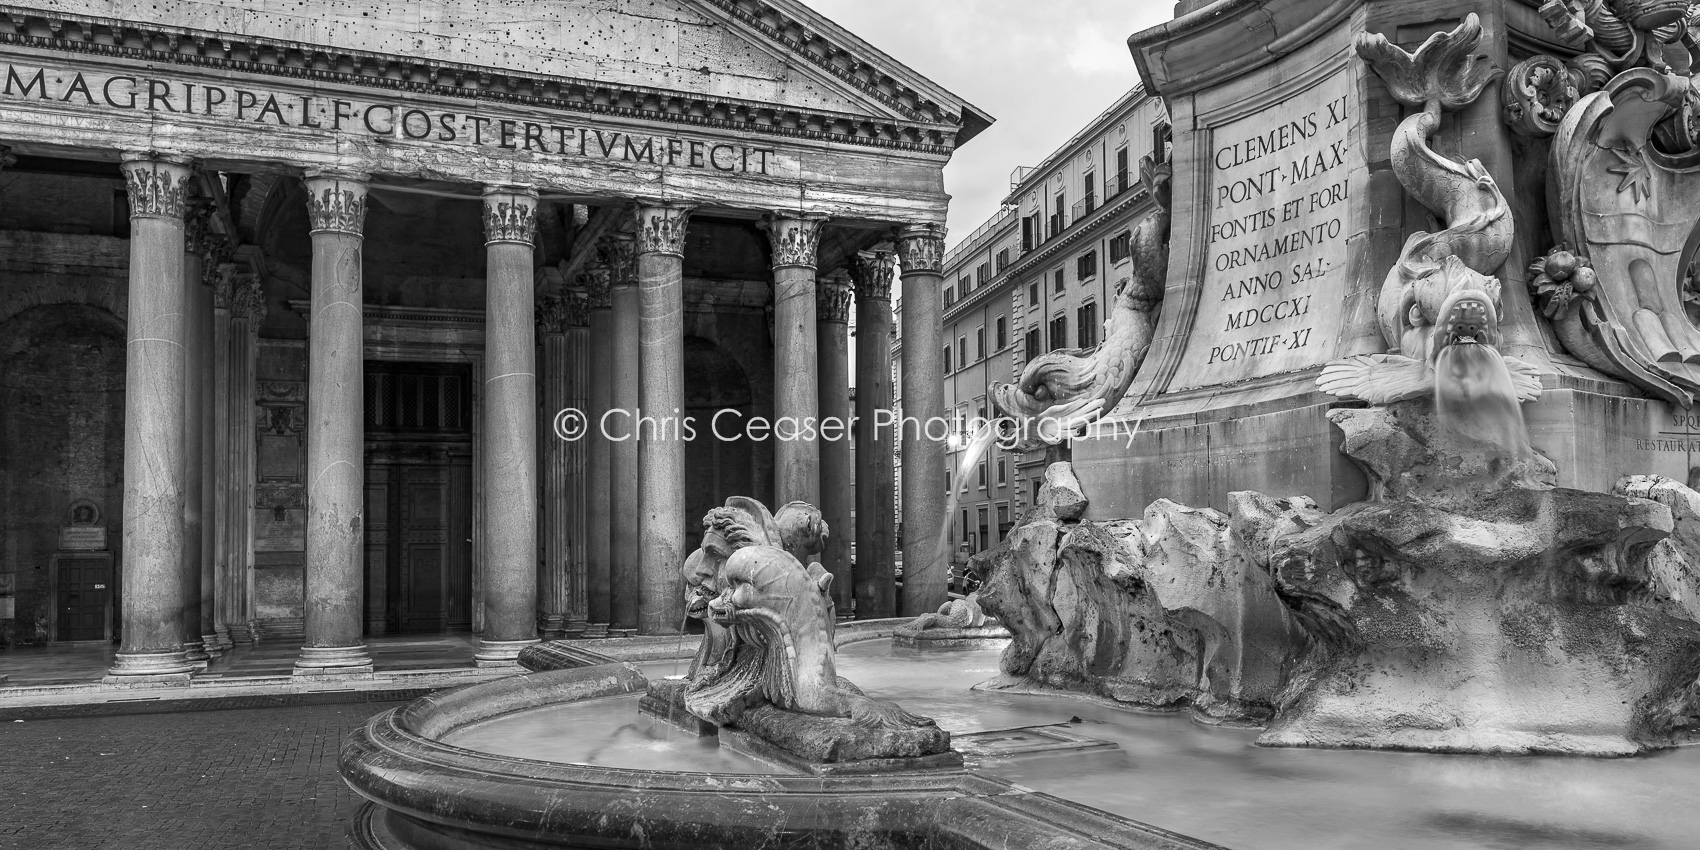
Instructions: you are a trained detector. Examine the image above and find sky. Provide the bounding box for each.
[797,0,1178,249]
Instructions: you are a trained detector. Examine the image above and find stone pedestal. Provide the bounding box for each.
[895,225,948,616]
[635,203,693,635]
[475,185,541,667]
[851,251,898,619]
[108,152,195,680]
[295,171,373,675]
[816,273,854,613]
[762,213,826,507]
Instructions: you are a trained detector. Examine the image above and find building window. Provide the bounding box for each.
[996,457,1008,487]
[1109,230,1132,264]
[977,262,991,287]
[998,502,1011,540]
[976,326,986,360]
[1079,302,1099,348]
[1022,214,1038,251]
[1083,171,1096,215]
[978,460,988,489]
[944,284,955,306]
[959,275,971,297]
[1153,120,1172,162]
[1115,147,1130,195]
[943,344,952,374]
[1077,250,1098,281]
[995,315,1007,350]
[1028,281,1040,307]
[958,335,967,367]
[996,248,1010,271]
[1053,268,1064,294]
[1024,327,1042,361]
[1050,314,1068,351]
[1049,192,1065,237]
[945,468,951,493]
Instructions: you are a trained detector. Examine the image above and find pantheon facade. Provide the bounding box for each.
[0,0,986,676]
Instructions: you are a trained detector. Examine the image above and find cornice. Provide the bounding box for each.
[1002,187,1151,282]
[0,5,962,155]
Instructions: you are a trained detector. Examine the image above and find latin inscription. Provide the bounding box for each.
[1172,69,1357,390]
[0,63,791,177]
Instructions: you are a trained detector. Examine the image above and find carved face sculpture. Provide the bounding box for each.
[1434,288,1501,353]
[707,545,832,630]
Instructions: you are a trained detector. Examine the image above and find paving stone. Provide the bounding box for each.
[0,700,409,849]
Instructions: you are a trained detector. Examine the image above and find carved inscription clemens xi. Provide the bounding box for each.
[1175,69,1356,389]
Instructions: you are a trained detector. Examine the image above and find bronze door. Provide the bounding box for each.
[55,554,112,642]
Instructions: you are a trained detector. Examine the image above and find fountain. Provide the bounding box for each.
[341,3,1700,848]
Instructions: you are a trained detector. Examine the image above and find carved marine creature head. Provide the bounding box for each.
[1432,283,1503,359]
[687,544,835,721]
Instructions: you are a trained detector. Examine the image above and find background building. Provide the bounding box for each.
[908,85,1168,566]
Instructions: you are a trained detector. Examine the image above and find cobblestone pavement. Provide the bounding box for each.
[0,700,405,849]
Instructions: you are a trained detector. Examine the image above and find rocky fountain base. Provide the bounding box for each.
[977,403,1700,755]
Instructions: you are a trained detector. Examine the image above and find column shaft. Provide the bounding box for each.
[107,153,195,680]
[227,277,265,644]
[585,266,614,630]
[211,272,234,651]
[817,275,853,613]
[180,228,211,665]
[609,242,641,632]
[538,308,568,639]
[635,204,692,635]
[896,225,949,616]
[296,172,372,674]
[564,299,592,633]
[852,252,897,619]
[476,186,541,666]
[195,249,220,656]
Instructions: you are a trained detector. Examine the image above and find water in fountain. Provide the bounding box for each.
[1431,289,1530,458]
[934,421,1004,587]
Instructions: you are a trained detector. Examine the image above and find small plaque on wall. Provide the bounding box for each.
[59,526,107,550]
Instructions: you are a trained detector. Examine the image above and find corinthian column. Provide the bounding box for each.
[107,152,196,681]
[210,262,235,653]
[537,295,569,639]
[180,199,213,667]
[635,202,693,635]
[475,185,541,667]
[295,171,372,675]
[816,272,854,613]
[850,251,897,619]
[583,261,614,636]
[895,224,948,616]
[226,276,266,645]
[605,235,640,632]
[760,213,828,507]
[563,287,592,635]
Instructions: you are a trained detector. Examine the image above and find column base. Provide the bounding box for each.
[474,638,539,668]
[564,618,591,637]
[201,634,225,658]
[211,628,234,653]
[581,623,610,639]
[106,649,195,679]
[228,622,258,645]
[293,644,373,675]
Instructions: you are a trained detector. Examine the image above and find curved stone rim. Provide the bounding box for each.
[341,661,1225,850]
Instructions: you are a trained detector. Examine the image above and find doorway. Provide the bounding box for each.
[363,361,474,635]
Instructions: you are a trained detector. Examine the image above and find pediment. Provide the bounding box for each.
[33,0,988,145]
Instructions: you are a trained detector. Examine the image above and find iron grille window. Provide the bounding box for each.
[364,362,471,433]
[996,248,1010,271]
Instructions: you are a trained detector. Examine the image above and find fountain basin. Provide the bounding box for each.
[341,645,1218,850]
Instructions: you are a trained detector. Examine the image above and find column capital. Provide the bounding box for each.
[759,212,829,270]
[600,233,638,288]
[184,197,216,255]
[579,266,613,309]
[848,250,896,301]
[120,152,195,220]
[483,185,540,246]
[632,202,694,256]
[230,275,267,322]
[303,170,369,236]
[893,223,947,275]
[537,291,591,333]
[817,273,853,324]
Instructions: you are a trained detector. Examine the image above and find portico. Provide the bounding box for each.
[0,1,985,669]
